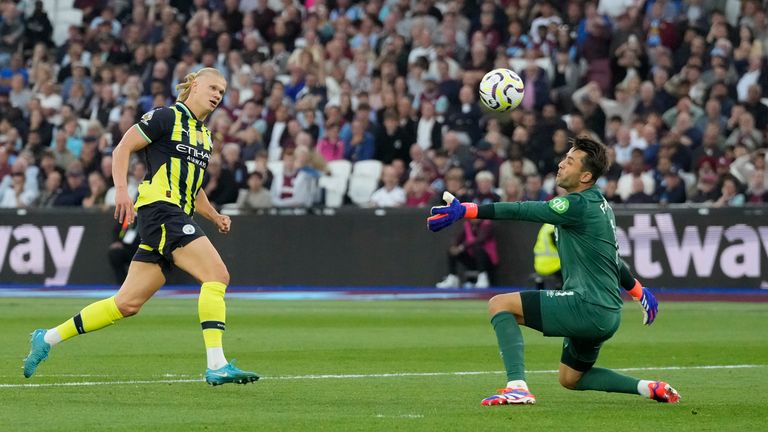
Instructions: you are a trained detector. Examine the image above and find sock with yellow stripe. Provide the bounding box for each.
[199,281,229,369]
[44,296,124,346]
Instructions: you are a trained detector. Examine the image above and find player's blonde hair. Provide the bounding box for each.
[175,68,224,103]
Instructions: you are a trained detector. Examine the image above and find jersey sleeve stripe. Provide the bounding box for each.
[135,124,152,143]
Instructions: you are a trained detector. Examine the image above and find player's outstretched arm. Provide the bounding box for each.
[620,260,658,326]
[427,193,583,232]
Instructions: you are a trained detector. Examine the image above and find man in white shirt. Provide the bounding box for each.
[370,164,405,208]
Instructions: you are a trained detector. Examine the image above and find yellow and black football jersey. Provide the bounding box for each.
[134,101,213,216]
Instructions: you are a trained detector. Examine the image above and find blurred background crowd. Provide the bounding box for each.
[0,0,767,212]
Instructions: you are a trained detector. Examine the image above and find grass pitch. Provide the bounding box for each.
[1,299,766,431]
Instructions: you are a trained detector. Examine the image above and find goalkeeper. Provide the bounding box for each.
[428,136,680,405]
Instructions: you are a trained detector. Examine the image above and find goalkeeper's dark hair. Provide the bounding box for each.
[570,135,607,184]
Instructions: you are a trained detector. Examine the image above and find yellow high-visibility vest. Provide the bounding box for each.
[534,224,561,276]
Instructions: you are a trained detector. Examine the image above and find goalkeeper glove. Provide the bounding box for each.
[627,279,658,326]
[427,192,478,232]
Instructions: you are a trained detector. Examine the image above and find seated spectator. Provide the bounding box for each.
[236,171,272,210]
[435,219,498,289]
[471,170,501,205]
[222,142,248,189]
[712,175,745,208]
[404,175,433,208]
[602,178,623,204]
[617,157,655,201]
[656,168,687,204]
[54,163,89,206]
[35,170,62,207]
[625,177,656,204]
[82,171,108,209]
[370,164,406,208]
[204,154,239,208]
[501,176,523,202]
[271,146,319,208]
[0,167,35,208]
[746,170,768,204]
[343,119,375,162]
[316,122,345,162]
[690,158,721,204]
[725,112,763,151]
[473,140,503,182]
[521,174,549,201]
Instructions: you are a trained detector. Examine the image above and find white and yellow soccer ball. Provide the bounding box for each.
[478,68,525,112]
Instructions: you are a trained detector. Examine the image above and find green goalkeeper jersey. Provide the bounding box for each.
[478,185,623,310]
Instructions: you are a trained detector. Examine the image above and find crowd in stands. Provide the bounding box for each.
[1,0,767,212]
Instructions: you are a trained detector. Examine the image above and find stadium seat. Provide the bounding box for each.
[347,160,383,206]
[319,160,352,207]
[267,160,283,179]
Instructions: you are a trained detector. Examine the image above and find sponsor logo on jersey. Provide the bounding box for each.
[549,197,570,214]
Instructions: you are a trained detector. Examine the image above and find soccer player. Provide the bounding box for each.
[427,136,680,405]
[23,68,259,386]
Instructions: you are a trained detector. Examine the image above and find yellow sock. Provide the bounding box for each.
[55,296,124,342]
[199,282,227,348]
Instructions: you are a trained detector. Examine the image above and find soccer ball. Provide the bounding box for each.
[478,68,525,112]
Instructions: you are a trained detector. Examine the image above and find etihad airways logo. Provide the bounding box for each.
[616,214,768,279]
[176,144,210,167]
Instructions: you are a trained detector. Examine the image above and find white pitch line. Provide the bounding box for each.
[0,364,764,389]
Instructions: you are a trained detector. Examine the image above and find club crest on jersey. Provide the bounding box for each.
[182,224,196,235]
[549,197,569,214]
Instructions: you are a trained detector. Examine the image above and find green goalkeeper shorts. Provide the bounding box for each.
[520,290,622,371]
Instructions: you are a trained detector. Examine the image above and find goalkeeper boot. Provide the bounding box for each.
[23,329,51,378]
[481,387,536,406]
[436,274,459,289]
[648,381,680,403]
[205,360,260,386]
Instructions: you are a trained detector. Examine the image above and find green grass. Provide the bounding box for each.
[1,299,766,431]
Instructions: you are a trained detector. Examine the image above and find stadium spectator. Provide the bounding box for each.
[370,164,406,208]
[236,171,272,210]
[521,174,549,201]
[404,174,433,208]
[0,0,763,215]
[54,163,89,207]
[316,122,345,162]
[713,175,746,208]
[82,171,108,209]
[204,153,239,208]
[271,146,319,208]
[435,219,498,289]
[471,170,501,205]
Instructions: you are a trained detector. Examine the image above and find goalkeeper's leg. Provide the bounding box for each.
[24,262,165,378]
[481,292,537,405]
[559,343,680,403]
[172,237,259,385]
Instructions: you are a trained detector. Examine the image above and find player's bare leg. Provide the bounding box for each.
[172,236,259,385]
[481,292,536,405]
[24,262,165,378]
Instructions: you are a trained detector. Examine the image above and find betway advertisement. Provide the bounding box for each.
[613,210,768,288]
[0,208,766,288]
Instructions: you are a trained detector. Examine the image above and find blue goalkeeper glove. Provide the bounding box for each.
[427,192,478,232]
[628,279,658,325]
